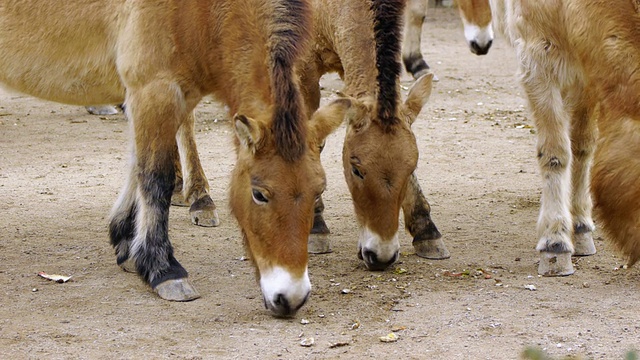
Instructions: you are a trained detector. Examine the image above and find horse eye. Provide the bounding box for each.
[352,166,364,179]
[252,189,269,204]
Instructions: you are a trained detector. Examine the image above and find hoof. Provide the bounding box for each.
[538,252,574,276]
[573,232,596,256]
[413,238,450,259]
[190,196,220,227]
[308,234,332,254]
[413,69,439,82]
[119,258,137,273]
[155,278,201,301]
[86,105,119,115]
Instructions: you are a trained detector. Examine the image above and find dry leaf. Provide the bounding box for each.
[38,272,72,283]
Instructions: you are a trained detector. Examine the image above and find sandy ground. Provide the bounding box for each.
[1,7,638,360]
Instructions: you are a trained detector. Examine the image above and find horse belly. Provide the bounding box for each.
[0,1,125,105]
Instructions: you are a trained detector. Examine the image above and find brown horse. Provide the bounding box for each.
[0,0,347,316]
[297,0,445,270]
[161,0,443,270]
[403,0,493,79]
[490,0,640,274]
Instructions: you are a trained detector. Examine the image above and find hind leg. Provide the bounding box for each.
[174,112,219,227]
[110,81,200,301]
[568,90,597,256]
[403,173,449,259]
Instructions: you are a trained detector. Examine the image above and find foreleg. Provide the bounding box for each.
[402,0,431,79]
[521,70,574,276]
[110,81,200,301]
[402,173,449,259]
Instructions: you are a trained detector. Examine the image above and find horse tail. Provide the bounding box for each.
[592,116,640,266]
[371,0,405,130]
[269,0,312,162]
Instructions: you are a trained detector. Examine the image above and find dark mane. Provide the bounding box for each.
[371,0,405,130]
[269,0,311,162]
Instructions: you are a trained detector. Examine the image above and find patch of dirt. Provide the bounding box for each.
[1,7,638,360]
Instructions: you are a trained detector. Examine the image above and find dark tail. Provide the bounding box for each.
[269,0,312,162]
[371,0,405,129]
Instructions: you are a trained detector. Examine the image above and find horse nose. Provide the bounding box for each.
[470,39,492,55]
[360,248,399,271]
[260,267,311,317]
[265,291,310,317]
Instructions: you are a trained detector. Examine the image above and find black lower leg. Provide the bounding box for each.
[310,196,330,234]
[135,165,189,287]
[403,175,441,243]
[109,201,137,266]
[403,54,430,79]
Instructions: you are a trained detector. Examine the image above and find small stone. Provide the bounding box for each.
[300,319,310,325]
[341,288,351,294]
[32,288,38,292]
[524,284,537,291]
[379,333,399,343]
[300,337,314,347]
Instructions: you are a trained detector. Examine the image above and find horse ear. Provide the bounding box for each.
[233,114,261,153]
[404,72,434,125]
[309,98,352,144]
[345,97,371,132]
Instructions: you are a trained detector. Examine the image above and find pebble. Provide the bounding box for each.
[379,333,398,343]
[300,337,314,347]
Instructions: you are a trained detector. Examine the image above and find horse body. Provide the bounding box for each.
[402,0,493,79]
[1,0,345,316]
[491,0,640,273]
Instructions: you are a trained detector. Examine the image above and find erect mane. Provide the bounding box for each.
[269,0,311,162]
[371,0,405,130]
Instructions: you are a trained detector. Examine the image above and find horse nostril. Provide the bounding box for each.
[363,249,378,266]
[470,40,480,54]
[471,40,492,55]
[362,248,399,271]
[272,293,292,316]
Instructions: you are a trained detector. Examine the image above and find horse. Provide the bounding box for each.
[403,0,494,79]
[0,0,348,317]
[297,0,446,270]
[168,0,443,270]
[490,0,640,274]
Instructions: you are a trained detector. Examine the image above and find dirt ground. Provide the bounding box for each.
[1,7,638,360]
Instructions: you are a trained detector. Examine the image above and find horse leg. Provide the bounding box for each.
[567,89,597,256]
[109,146,139,274]
[522,72,574,276]
[174,112,219,227]
[171,141,187,206]
[402,0,432,80]
[110,81,200,301]
[402,172,449,259]
[300,67,332,253]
